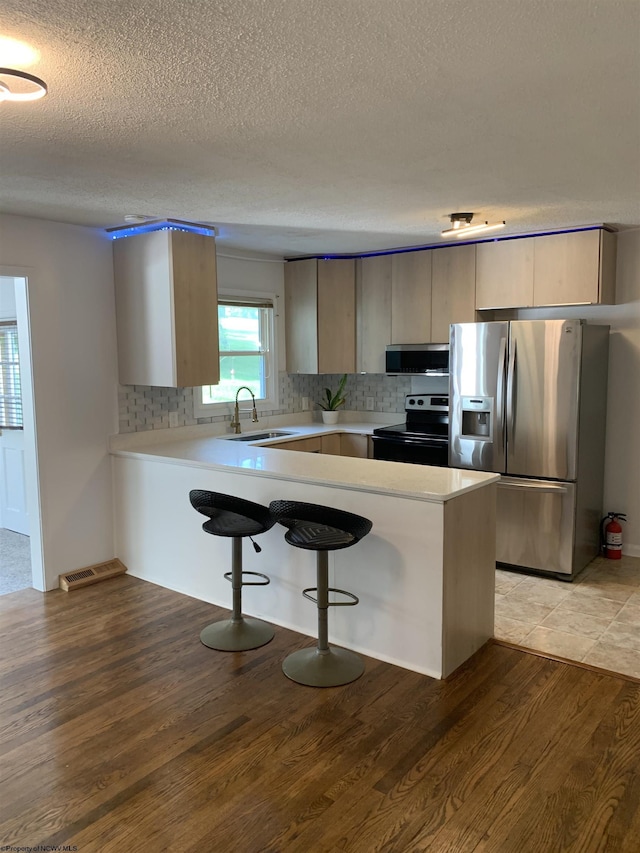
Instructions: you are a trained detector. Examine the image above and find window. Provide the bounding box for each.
[194,294,278,417]
[0,321,23,429]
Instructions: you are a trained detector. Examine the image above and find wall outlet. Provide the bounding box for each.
[301,396,309,411]
[366,397,374,411]
[169,412,179,428]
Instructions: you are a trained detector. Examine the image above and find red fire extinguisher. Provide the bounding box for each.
[600,512,627,559]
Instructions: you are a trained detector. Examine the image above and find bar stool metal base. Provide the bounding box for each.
[282,646,364,687]
[200,617,274,652]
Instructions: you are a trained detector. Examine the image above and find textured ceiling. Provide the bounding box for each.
[1,0,639,256]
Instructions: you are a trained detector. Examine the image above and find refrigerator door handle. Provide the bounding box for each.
[496,336,507,447]
[499,478,569,494]
[506,337,517,439]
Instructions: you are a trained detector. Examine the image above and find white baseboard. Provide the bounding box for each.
[623,543,640,558]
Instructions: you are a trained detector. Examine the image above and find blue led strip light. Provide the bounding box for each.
[290,224,612,262]
[107,219,216,240]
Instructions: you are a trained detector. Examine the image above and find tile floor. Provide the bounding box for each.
[494,554,640,679]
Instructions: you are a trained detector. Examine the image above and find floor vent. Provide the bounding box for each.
[59,558,127,591]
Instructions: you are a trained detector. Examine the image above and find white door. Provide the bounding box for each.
[0,427,29,535]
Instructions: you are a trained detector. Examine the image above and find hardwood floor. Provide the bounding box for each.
[1,575,640,852]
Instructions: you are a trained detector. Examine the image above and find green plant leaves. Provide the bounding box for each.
[319,373,348,410]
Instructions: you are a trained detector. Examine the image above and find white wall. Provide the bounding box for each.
[0,214,119,588]
[0,278,17,319]
[516,229,640,556]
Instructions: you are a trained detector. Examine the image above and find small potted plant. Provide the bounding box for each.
[318,374,347,424]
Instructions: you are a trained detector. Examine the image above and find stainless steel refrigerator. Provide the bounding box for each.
[449,320,609,578]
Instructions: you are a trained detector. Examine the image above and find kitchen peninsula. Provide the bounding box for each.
[110,422,499,679]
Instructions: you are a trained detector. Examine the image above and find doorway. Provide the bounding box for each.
[0,273,43,593]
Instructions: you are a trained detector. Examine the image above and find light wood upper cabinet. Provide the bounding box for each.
[431,244,476,342]
[113,228,219,387]
[284,258,356,374]
[476,238,534,310]
[288,230,617,371]
[476,228,616,310]
[317,259,356,373]
[284,258,318,373]
[357,255,392,372]
[533,229,617,306]
[356,247,474,357]
[391,251,432,343]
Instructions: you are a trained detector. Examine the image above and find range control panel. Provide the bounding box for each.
[405,394,449,412]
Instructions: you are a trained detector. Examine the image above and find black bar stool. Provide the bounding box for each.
[269,499,372,687]
[189,490,276,651]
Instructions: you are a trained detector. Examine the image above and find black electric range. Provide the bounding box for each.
[371,394,449,467]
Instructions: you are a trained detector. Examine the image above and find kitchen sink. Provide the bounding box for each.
[228,431,294,441]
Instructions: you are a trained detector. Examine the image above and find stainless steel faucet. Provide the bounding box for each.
[230,386,259,434]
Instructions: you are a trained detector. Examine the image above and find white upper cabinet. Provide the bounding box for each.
[113,228,219,387]
[285,258,356,374]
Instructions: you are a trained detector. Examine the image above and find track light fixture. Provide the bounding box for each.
[441,212,506,238]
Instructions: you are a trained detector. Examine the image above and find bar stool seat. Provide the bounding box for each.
[269,499,372,687]
[190,490,276,651]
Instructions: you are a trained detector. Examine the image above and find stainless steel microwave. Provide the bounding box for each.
[385,343,449,375]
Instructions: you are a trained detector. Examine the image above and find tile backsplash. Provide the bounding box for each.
[118,373,412,434]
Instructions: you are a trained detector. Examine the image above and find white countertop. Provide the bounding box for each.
[110,419,499,502]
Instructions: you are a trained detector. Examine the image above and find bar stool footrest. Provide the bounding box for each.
[224,570,270,586]
[302,586,359,606]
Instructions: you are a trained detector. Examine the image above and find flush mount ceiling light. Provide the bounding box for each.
[441,212,506,238]
[0,67,48,102]
[123,214,154,224]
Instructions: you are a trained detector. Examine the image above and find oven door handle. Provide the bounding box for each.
[371,435,449,448]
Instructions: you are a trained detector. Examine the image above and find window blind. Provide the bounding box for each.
[218,297,274,309]
[0,322,23,429]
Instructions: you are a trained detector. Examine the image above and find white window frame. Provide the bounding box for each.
[193,290,279,419]
[0,321,23,430]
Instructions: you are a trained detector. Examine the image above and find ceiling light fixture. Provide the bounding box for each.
[0,36,40,67]
[123,214,154,224]
[441,212,506,238]
[0,67,48,102]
